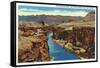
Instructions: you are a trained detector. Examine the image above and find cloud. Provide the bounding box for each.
[18,10,88,17]
[19,8,40,12]
[18,5,94,17]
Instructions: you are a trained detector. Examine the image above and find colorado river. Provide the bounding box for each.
[47,31,79,61]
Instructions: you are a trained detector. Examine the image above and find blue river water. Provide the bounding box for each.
[47,32,80,61]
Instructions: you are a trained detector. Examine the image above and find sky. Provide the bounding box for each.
[18,4,95,17]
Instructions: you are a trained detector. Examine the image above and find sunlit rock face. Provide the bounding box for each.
[18,32,50,63]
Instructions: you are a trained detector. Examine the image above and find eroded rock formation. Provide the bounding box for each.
[18,33,50,63]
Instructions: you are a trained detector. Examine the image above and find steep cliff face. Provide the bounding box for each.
[18,33,50,63]
[51,26,95,59]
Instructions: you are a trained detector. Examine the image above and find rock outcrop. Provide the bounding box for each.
[18,32,50,63]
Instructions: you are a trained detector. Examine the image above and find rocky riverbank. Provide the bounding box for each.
[54,39,86,59]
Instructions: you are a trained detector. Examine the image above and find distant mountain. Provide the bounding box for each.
[83,12,95,21]
[19,15,82,24]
